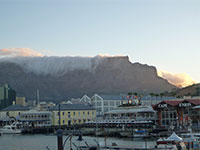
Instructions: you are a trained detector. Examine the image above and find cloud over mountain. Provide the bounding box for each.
[0,55,174,100]
[0,48,43,57]
[158,71,196,87]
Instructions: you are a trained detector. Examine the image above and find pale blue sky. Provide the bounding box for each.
[0,0,200,82]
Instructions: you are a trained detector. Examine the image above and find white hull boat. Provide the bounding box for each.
[0,125,22,134]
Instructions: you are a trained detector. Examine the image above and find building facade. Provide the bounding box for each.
[49,104,96,126]
[91,94,126,116]
[0,84,16,110]
[103,105,156,124]
[19,110,52,127]
[0,104,29,125]
[16,97,26,106]
[154,99,200,128]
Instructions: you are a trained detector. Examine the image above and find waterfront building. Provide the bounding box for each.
[49,104,96,126]
[16,97,26,106]
[140,95,177,105]
[0,84,16,110]
[0,104,29,120]
[19,110,52,127]
[103,104,156,124]
[80,95,92,104]
[64,95,92,105]
[154,98,200,128]
[38,101,55,111]
[91,94,126,116]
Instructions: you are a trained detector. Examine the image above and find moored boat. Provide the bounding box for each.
[0,122,22,134]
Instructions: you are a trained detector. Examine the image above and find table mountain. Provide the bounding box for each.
[0,56,175,101]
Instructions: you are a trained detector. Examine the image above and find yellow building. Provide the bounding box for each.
[16,97,26,106]
[50,104,96,126]
[0,104,29,119]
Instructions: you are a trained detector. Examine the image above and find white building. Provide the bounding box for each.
[19,110,52,127]
[91,94,127,116]
[103,105,156,124]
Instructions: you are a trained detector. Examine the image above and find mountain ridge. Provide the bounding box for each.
[0,56,175,101]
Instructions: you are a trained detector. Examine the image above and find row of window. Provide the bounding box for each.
[93,101,121,106]
[107,113,155,118]
[58,119,91,124]
[20,114,50,119]
[57,111,95,116]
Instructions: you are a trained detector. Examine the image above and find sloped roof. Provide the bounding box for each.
[100,95,124,100]
[49,104,95,111]
[1,105,29,111]
[163,100,182,106]
[166,132,183,142]
[184,99,200,105]
[155,99,200,108]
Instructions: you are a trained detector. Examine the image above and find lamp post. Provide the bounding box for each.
[56,103,84,150]
[60,132,84,150]
[57,128,63,150]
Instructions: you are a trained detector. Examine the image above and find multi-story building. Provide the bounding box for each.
[16,97,26,106]
[0,104,29,120]
[154,98,200,128]
[103,105,156,124]
[91,94,126,116]
[49,104,96,126]
[19,110,52,127]
[0,84,16,110]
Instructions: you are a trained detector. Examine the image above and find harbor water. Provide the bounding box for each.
[0,134,157,150]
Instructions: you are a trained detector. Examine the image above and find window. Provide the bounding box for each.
[110,101,114,106]
[63,120,65,124]
[96,102,101,106]
[104,101,108,106]
[116,101,120,106]
[88,111,90,115]
[83,112,85,115]
[62,112,65,116]
[92,112,95,115]
[73,112,76,116]
[104,107,109,112]
[78,112,80,116]
[97,108,102,112]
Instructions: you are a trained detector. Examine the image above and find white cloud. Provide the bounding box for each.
[158,70,196,87]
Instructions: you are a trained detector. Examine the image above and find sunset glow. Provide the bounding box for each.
[158,70,196,88]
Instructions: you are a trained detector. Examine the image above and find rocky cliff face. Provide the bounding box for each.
[0,56,175,101]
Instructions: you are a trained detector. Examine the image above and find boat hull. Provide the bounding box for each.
[0,129,22,134]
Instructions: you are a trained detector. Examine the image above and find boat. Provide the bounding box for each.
[133,129,150,138]
[0,122,22,134]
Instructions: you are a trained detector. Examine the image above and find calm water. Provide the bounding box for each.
[0,134,156,150]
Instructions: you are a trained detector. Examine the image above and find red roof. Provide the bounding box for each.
[163,100,182,106]
[183,99,200,105]
[155,99,200,108]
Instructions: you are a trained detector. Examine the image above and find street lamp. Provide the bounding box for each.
[60,132,84,150]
